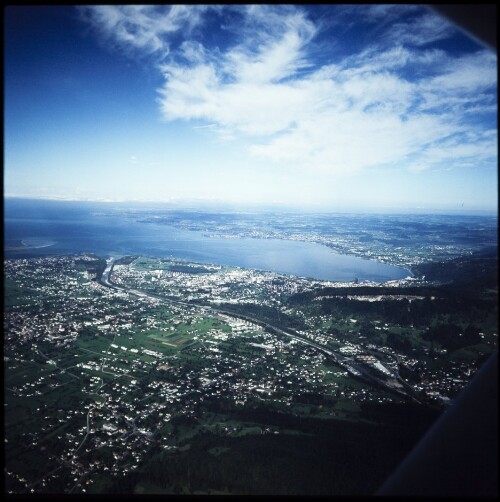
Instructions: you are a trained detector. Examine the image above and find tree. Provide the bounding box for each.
[387,332,412,352]
[463,324,481,345]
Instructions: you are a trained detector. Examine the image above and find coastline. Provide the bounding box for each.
[6,240,56,251]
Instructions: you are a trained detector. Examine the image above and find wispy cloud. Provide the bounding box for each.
[82,5,497,176]
[383,11,456,47]
[157,6,317,137]
[79,5,215,57]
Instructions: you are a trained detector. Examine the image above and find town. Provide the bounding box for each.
[4,253,497,494]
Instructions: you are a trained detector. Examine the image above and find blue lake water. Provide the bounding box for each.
[4,200,411,282]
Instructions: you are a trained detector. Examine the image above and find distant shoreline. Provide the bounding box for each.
[5,239,56,251]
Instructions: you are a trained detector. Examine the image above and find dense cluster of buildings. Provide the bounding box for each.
[4,254,492,493]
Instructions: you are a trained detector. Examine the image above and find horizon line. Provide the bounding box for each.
[4,194,498,216]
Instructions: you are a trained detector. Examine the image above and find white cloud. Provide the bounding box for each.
[221,6,316,84]
[386,12,456,47]
[157,7,318,136]
[249,109,456,174]
[408,129,498,171]
[420,50,497,96]
[83,5,497,177]
[332,5,453,49]
[80,5,214,57]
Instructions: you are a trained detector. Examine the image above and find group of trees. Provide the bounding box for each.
[132,403,439,496]
[422,323,482,351]
[413,250,498,287]
[74,257,107,281]
[168,264,216,274]
[386,331,413,352]
[318,295,452,328]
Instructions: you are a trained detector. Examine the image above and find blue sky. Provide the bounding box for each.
[4,5,498,212]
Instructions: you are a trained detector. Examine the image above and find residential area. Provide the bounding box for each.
[4,254,497,493]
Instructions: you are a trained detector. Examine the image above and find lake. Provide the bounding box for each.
[4,199,411,282]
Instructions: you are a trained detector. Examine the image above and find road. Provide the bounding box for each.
[99,258,415,400]
[36,348,81,380]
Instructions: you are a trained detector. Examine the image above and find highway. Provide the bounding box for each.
[99,258,415,400]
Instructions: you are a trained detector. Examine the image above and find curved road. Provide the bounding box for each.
[99,258,416,400]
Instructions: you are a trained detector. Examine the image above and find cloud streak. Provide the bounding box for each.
[79,5,214,57]
[82,5,497,176]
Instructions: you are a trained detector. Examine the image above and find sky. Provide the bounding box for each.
[4,5,498,213]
